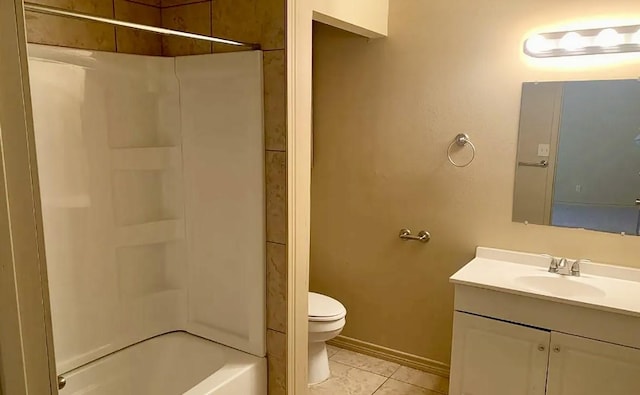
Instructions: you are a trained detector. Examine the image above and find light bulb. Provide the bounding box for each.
[595,28,623,47]
[559,32,586,51]
[525,34,552,54]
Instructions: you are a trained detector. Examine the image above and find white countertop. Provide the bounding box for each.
[450,247,640,318]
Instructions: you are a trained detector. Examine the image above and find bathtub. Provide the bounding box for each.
[59,332,267,395]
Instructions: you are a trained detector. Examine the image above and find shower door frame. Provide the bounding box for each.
[0,1,57,394]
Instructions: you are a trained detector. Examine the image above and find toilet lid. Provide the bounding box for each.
[309,292,347,322]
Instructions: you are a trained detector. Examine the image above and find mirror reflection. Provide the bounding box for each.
[513,79,640,235]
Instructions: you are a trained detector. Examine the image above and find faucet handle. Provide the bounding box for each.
[571,259,591,277]
[542,254,559,273]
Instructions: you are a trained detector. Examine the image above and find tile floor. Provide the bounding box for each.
[309,345,449,395]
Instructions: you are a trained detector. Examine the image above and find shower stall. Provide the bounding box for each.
[10,4,268,394]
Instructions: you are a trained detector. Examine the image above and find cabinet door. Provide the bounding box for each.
[450,312,550,395]
[546,332,640,395]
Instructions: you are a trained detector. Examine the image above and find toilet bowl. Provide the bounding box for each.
[308,292,347,385]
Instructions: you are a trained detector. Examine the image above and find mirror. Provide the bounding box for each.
[513,79,640,235]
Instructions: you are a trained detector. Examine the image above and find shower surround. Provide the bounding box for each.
[29,44,266,393]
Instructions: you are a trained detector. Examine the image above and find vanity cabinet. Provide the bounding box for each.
[450,312,549,395]
[546,332,640,395]
[450,248,640,395]
[450,312,640,395]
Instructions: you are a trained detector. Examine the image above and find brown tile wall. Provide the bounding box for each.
[26,1,288,393]
[26,0,163,55]
[160,1,212,55]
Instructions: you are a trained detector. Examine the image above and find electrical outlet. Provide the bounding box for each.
[538,144,550,157]
[576,184,582,192]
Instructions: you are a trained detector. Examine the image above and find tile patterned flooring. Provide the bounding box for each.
[309,345,449,395]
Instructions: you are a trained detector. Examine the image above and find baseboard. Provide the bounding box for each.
[328,335,450,378]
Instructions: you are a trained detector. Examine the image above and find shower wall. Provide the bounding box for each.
[178,53,266,355]
[26,0,163,55]
[28,44,265,374]
[142,2,289,393]
[26,1,288,393]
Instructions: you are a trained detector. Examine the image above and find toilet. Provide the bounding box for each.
[308,292,347,385]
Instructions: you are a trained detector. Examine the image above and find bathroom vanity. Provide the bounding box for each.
[449,247,640,395]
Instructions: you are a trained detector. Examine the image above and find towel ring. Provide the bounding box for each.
[447,133,476,167]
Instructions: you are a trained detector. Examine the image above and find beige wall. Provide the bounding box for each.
[313,0,388,38]
[25,1,288,393]
[311,0,640,367]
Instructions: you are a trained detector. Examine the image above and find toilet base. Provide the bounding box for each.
[308,341,330,385]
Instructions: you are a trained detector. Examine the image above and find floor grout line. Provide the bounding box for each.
[330,350,400,378]
[390,363,402,377]
[328,359,388,379]
[310,346,447,395]
[317,345,449,395]
[371,376,390,395]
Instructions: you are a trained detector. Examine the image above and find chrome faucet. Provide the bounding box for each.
[548,256,568,274]
[543,255,589,277]
[569,259,591,277]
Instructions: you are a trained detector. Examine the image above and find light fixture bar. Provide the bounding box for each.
[524,24,640,58]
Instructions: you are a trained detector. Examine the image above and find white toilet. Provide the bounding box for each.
[308,292,347,385]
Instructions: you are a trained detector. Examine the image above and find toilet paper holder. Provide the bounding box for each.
[399,228,431,243]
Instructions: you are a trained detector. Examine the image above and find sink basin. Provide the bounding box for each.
[515,275,606,299]
[451,247,640,319]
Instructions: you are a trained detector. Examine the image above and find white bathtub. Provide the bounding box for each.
[59,332,267,395]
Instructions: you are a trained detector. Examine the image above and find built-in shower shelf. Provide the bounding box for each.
[115,219,185,246]
[111,147,182,170]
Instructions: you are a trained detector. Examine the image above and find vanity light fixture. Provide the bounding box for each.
[559,32,586,51]
[525,34,553,54]
[524,24,640,57]
[594,28,624,47]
